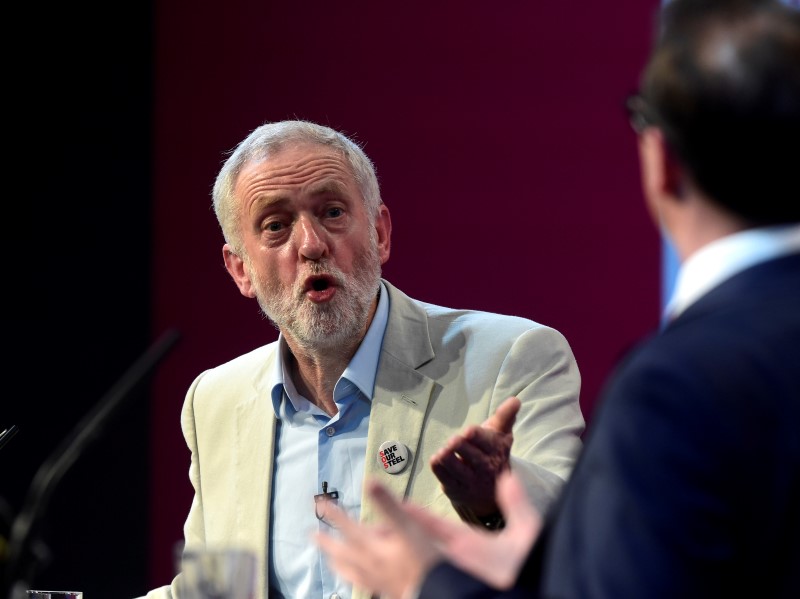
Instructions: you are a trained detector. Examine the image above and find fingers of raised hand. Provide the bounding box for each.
[496,470,542,539]
[463,426,513,460]
[314,527,393,599]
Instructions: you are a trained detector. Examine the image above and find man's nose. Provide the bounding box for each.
[296,217,328,260]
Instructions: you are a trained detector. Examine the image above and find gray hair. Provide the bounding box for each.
[212,120,382,253]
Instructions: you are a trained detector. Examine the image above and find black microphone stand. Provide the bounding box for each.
[2,328,180,599]
[0,427,19,452]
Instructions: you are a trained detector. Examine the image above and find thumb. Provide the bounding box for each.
[483,396,521,434]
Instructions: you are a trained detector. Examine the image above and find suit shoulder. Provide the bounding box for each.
[195,341,279,385]
[384,278,558,333]
[420,299,567,344]
[417,295,547,327]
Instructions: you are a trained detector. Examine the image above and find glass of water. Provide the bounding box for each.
[176,547,256,599]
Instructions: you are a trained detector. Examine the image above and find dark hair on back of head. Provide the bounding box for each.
[641,0,800,224]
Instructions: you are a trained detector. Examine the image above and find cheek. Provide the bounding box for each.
[257,250,301,287]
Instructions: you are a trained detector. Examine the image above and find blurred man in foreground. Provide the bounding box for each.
[316,1,800,597]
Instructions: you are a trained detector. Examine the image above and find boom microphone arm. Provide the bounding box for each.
[2,328,180,598]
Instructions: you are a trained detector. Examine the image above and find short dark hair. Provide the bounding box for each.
[640,0,800,224]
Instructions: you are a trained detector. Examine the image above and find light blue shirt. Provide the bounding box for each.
[268,281,390,599]
[664,224,800,323]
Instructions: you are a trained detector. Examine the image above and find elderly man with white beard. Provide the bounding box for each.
[138,119,585,599]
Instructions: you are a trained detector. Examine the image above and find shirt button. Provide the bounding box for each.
[326,426,336,437]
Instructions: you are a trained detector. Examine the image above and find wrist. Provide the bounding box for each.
[452,503,506,531]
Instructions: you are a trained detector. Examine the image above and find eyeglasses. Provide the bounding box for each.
[625,93,656,134]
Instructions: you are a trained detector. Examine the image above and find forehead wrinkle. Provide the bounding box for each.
[247,154,353,193]
[238,156,356,214]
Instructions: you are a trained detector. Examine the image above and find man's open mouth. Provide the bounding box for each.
[304,275,336,293]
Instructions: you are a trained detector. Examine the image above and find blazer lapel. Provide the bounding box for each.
[360,281,437,524]
[234,352,277,598]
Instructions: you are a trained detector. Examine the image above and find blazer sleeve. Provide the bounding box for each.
[500,325,584,515]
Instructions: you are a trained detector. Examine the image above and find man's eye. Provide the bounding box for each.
[266,221,283,232]
[327,207,344,218]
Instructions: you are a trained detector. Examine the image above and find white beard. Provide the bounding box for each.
[249,235,382,352]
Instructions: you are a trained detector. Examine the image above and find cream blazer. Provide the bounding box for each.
[140,279,584,599]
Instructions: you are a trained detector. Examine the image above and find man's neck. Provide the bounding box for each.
[280,292,380,416]
[283,336,360,416]
[665,190,749,263]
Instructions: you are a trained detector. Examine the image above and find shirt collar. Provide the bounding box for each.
[664,223,800,321]
[270,280,390,415]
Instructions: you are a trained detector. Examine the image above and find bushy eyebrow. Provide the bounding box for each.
[307,180,350,198]
[252,194,289,211]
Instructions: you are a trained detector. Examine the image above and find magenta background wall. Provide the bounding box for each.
[148,0,661,586]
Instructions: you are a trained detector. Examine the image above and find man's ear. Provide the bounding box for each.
[223,244,257,298]
[375,203,392,265]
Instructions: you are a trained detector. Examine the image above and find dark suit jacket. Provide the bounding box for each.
[420,252,800,598]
